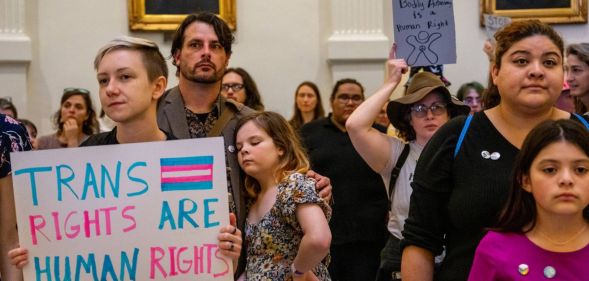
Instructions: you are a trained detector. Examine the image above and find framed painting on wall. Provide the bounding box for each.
[128,0,236,31]
[480,0,587,25]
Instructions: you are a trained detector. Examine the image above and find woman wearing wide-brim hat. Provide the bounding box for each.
[346,59,469,281]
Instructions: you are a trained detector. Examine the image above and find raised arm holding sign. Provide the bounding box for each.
[347,43,469,281]
[392,0,456,67]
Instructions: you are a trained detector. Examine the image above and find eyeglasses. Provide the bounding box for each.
[221,83,244,92]
[336,94,363,104]
[410,102,448,118]
[63,87,90,95]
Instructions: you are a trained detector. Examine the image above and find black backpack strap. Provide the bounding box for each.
[388,143,411,204]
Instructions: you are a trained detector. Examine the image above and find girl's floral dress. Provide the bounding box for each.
[245,172,331,280]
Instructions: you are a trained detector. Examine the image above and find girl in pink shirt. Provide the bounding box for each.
[469,119,589,281]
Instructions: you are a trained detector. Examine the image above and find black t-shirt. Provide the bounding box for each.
[80,127,176,147]
[300,115,388,244]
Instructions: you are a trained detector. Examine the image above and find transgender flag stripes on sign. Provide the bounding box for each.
[160,156,214,191]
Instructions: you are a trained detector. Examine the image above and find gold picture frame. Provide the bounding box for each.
[480,0,587,25]
[128,0,236,31]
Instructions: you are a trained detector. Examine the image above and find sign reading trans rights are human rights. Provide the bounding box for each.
[11,137,232,281]
[393,0,456,66]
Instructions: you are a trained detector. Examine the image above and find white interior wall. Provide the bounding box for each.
[227,0,330,115]
[19,1,589,135]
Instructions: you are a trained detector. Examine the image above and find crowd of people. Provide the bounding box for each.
[1,11,589,281]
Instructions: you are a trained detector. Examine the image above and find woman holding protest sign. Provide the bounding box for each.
[8,36,243,272]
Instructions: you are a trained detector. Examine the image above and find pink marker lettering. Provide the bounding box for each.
[168,246,178,276]
[194,244,204,274]
[28,215,50,245]
[176,247,191,274]
[150,246,167,279]
[65,211,80,239]
[203,244,216,274]
[83,209,101,238]
[122,205,137,233]
[213,247,229,278]
[100,206,117,235]
[51,212,62,240]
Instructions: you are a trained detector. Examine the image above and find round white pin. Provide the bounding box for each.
[543,266,556,279]
[481,150,490,159]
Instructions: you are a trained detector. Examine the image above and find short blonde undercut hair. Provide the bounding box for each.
[94,36,168,82]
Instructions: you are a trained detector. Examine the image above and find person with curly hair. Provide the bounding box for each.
[37,88,98,149]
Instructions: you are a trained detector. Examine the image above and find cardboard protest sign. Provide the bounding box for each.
[483,14,511,41]
[392,0,456,66]
[11,137,232,281]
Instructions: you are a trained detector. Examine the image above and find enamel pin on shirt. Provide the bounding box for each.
[481,150,501,160]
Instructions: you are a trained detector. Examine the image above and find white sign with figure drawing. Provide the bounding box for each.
[392,0,456,66]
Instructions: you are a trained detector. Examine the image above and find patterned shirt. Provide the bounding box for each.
[184,103,237,214]
[185,106,219,139]
[245,172,332,280]
[0,114,32,177]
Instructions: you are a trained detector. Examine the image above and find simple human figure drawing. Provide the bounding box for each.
[405,31,442,65]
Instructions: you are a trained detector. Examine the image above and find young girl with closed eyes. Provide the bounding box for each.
[468,119,589,280]
[235,111,331,280]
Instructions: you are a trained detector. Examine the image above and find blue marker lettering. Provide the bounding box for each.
[34,256,52,281]
[75,253,99,281]
[120,248,138,281]
[179,198,198,229]
[55,255,72,280]
[14,166,52,206]
[159,201,176,230]
[204,198,219,228]
[56,165,79,202]
[127,162,148,197]
[82,163,99,200]
[100,254,117,281]
[101,162,121,198]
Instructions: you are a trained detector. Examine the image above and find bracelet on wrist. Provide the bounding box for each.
[291,263,304,277]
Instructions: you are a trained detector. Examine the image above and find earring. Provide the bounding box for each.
[521,184,532,192]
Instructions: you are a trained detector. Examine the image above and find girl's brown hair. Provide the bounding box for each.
[235,111,310,199]
[495,119,589,232]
